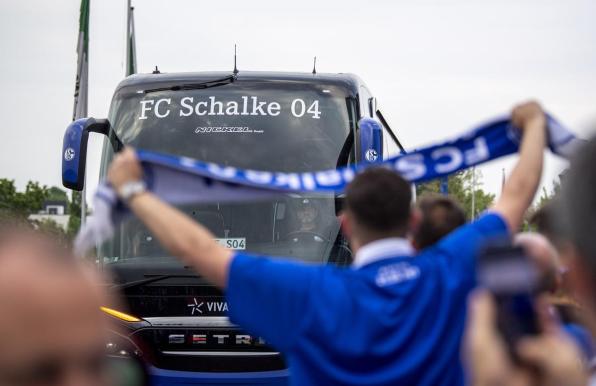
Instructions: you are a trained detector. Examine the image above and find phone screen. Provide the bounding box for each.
[478,243,541,357]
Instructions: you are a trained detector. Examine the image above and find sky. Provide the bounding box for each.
[0,0,595,206]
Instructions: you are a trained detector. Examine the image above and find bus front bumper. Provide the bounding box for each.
[149,366,290,386]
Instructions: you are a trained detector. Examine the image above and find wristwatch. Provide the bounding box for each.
[117,180,147,202]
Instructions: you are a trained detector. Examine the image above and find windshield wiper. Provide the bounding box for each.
[143,75,235,94]
[111,274,198,291]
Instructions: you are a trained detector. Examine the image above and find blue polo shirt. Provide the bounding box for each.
[226,213,508,386]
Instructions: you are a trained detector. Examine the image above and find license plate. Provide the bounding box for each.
[214,238,246,250]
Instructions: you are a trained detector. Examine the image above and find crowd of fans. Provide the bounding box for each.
[1,101,595,385]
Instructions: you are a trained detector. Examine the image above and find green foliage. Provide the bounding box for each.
[523,180,561,231]
[537,180,560,209]
[67,191,83,238]
[416,169,495,221]
[0,179,48,220]
[47,186,69,203]
[35,218,68,242]
[0,179,87,242]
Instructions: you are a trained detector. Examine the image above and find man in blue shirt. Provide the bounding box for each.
[107,101,547,385]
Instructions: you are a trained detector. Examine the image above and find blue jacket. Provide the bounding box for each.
[226,213,508,386]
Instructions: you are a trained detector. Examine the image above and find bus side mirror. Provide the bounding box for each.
[62,118,110,191]
[358,117,383,163]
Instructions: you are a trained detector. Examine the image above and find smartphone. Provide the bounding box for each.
[477,242,541,359]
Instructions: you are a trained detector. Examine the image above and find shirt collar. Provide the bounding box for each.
[352,237,415,269]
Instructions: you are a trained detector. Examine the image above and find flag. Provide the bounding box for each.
[126,2,137,76]
[73,113,582,255]
[72,0,90,226]
[501,168,506,193]
[73,0,89,121]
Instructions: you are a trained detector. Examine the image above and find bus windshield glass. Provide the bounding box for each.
[109,81,355,172]
[99,80,356,266]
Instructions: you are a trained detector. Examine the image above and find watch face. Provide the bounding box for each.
[119,181,146,201]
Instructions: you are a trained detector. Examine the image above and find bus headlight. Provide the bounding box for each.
[101,306,142,322]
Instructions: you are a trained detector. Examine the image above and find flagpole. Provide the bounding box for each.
[130,6,137,75]
[501,168,506,193]
[125,0,137,76]
[471,166,476,220]
[73,0,90,227]
[80,4,89,228]
[126,0,131,76]
[81,171,87,225]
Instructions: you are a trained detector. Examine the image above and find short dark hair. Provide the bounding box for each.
[530,198,564,247]
[345,168,412,235]
[414,195,466,249]
[530,201,554,235]
[560,137,596,279]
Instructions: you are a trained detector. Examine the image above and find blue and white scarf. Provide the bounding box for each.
[74,114,581,255]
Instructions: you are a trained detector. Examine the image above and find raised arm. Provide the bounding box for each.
[492,101,547,231]
[107,148,232,289]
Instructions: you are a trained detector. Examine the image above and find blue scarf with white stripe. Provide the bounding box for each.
[74,114,580,254]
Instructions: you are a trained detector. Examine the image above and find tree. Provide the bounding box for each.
[66,190,90,238]
[416,169,495,221]
[0,179,48,220]
[47,186,69,203]
[36,218,68,242]
[0,180,74,243]
[536,180,560,209]
[67,191,83,238]
[522,180,561,231]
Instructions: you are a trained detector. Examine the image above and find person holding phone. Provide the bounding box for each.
[464,290,588,386]
[465,134,596,386]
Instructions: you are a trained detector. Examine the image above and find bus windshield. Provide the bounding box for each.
[109,81,355,171]
[99,80,356,266]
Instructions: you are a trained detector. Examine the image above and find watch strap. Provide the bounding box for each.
[117,181,147,202]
